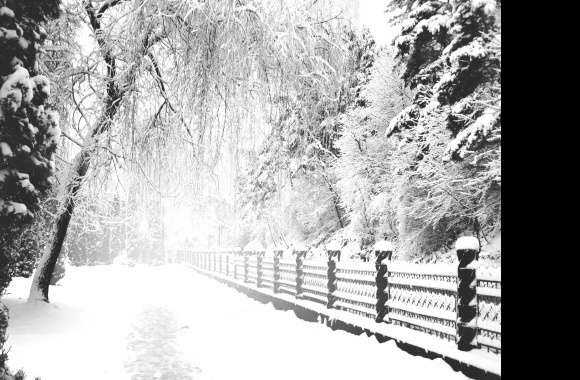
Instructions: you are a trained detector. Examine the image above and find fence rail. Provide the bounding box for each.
[175,238,501,375]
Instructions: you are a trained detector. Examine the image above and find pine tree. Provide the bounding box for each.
[0,1,61,376]
[389,0,501,153]
[0,0,61,289]
[387,0,501,255]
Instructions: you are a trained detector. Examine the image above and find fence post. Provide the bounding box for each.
[256,250,265,288]
[295,247,307,299]
[326,248,340,309]
[273,249,282,293]
[243,251,249,283]
[374,240,393,323]
[233,251,237,279]
[456,236,479,351]
[225,252,230,277]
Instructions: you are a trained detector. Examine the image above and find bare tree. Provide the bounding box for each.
[29,0,163,301]
[29,0,347,301]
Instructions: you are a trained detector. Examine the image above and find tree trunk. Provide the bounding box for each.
[29,52,124,300]
[28,125,113,301]
[28,0,161,302]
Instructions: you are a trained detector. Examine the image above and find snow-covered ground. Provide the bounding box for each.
[3,264,468,380]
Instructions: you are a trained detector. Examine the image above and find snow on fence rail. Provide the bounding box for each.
[175,239,501,355]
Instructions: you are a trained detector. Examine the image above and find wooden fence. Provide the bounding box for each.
[176,238,501,374]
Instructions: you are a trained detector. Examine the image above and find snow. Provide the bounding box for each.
[374,240,393,252]
[0,200,27,216]
[4,265,469,380]
[389,260,457,275]
[0,67,33,114]
[471,0,497,16]
[292,241,308,252]
[324,240,342,252]
[414,14,449,36]
[0,6,16,20]
[0,141,13,158]
[243,240,264,252]
[455,236,480,251]
[482,233,501,254]
[33,75,51,98]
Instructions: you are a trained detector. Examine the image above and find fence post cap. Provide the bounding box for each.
[292,241,308,253]
[374,240,393,253]
[455,236,480,251]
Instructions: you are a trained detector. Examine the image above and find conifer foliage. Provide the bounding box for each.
[0,0,62,288]
[387,0,501,254]
[0,0,61,225]
[0,0,60,377]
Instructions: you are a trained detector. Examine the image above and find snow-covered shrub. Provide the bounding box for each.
[5,193,57,279]
[0,0,61,288]
[0,0,61,375]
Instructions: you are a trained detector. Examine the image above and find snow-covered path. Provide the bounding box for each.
[3,265,468,380]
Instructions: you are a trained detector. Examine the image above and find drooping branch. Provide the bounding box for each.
[28,0,161,302]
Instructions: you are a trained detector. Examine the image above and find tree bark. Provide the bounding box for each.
[29,103,121,301]
[28,151,90,301]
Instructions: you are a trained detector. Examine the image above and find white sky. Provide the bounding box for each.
[356,0,397,46]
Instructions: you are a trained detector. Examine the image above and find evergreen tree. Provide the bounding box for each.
[386,0,501,255]
[0,0,61,289]
[0,0,61,376]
